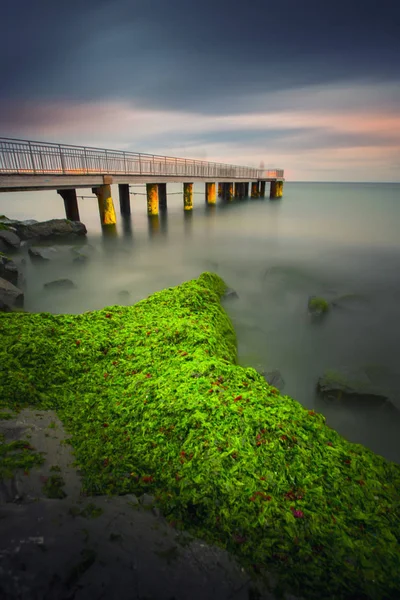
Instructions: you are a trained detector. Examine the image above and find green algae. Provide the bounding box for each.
[0,434,45,479]
[0,272,399,599]
[308,297,329,313]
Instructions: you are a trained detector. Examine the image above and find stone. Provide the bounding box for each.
[28,246,58,261]
[262,369,285,390]
[0,255,19,286]
[224,288,239,300]
[118,290,130,299]
[317,367,397,411]
[308,295,329,316]
[125,494,139,506]
[43,279,76,290]
[0,230,21,249]
[139,493,156,506]
[0,277,24,310]
[7,218,87,241]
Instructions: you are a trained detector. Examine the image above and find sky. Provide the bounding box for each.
[1,0,399,181]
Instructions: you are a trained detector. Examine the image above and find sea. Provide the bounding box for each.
[1,181,400,464]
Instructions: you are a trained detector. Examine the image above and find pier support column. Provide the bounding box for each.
[158,183,167,210]
[251,182,259,198]
[57,188,80,222]
[227,182,233,200]
[270,181,284,199]
[234,182,241,197]
[244,182,249,197]
[118,184,131,216]
[218,183,223,197]
[92,184,117,225]
[260,181,266,198]
[205,182,216,204]
[183,182,193,211]
[146,183,159,216]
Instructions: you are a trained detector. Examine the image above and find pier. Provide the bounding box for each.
[0,138,284,226]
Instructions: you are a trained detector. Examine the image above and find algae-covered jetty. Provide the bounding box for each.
[1,272,399,599]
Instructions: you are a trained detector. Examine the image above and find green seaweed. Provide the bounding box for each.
[308,297,329,313]
[42,473,67,499]
[0,434,44,478]
[0,272,399,599]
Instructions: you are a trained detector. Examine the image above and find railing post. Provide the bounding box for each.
[59,144,66,174]
[139,154,142,175]
[123,151,127,174]
[28,141,36,174]
[175,157,178,176]
[84,147,88,174]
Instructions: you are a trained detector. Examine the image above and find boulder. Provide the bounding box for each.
[28,246,58,261]
[262,369,285,390]
[0,230,21,249]
[7,218,87,241]
[43,279,76,290]
[71,244,96,263]
[0,277,24,310]
[0,255,19,286]
[223,287,239,300]
[118,290,130,300]
[308,295,329,317]
[317,367,397,411]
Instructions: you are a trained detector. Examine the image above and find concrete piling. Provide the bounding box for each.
[183,182,193,211]
[118,183,131,216]
[57,188,80,222]
[92,184,117,225]
[146,183,159,216]
[205,182,216,204]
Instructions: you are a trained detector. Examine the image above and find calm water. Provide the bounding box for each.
[1,182,400,463]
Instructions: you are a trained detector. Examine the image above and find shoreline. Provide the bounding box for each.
[1,272,400,599]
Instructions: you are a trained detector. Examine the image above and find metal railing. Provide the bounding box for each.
[0,137,284,180]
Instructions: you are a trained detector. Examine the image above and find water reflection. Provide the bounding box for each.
[183,211,193,236]
[121,215,133,238]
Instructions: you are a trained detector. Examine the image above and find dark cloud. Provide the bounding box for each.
[1,0,399,112]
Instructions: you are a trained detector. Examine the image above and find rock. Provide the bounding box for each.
[139,493,156,506]
[331,294,368,310]
[262,369,285,390]
[118,290,130,299]
[317,367,397,410]
[7,218,87,241]
[0,230,21,249]
[28,246,58,261]
[73,254,87,264]
[0,277,24,310]
[224,287,239,300]
[43,279,76,290]
[71,244,96,263]
[0,255,19,286]
[308,295,329,316]
[125,494,139,505]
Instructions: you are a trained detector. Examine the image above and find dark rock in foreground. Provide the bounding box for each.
[4,218,87,241]
[44,279,76,290]
[0,276,24,310]
[0,229,21,249]
[0,255,19,286]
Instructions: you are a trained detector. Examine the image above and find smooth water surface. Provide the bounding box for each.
[1,182,400,463]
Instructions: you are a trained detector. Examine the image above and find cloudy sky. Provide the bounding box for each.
[1,0,399,181]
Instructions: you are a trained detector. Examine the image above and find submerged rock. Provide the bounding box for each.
[0,277,24,310]
[223,287,239,300]
[0,255,19,286]
[262,369,285,390]
[308,295,329,317]
[43,279,76,290]
[28,246,58,261]
[317,367,397,411]
[118,290,130,300]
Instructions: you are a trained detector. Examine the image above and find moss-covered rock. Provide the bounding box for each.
[0,272,399,599]
[308,296,329,316]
